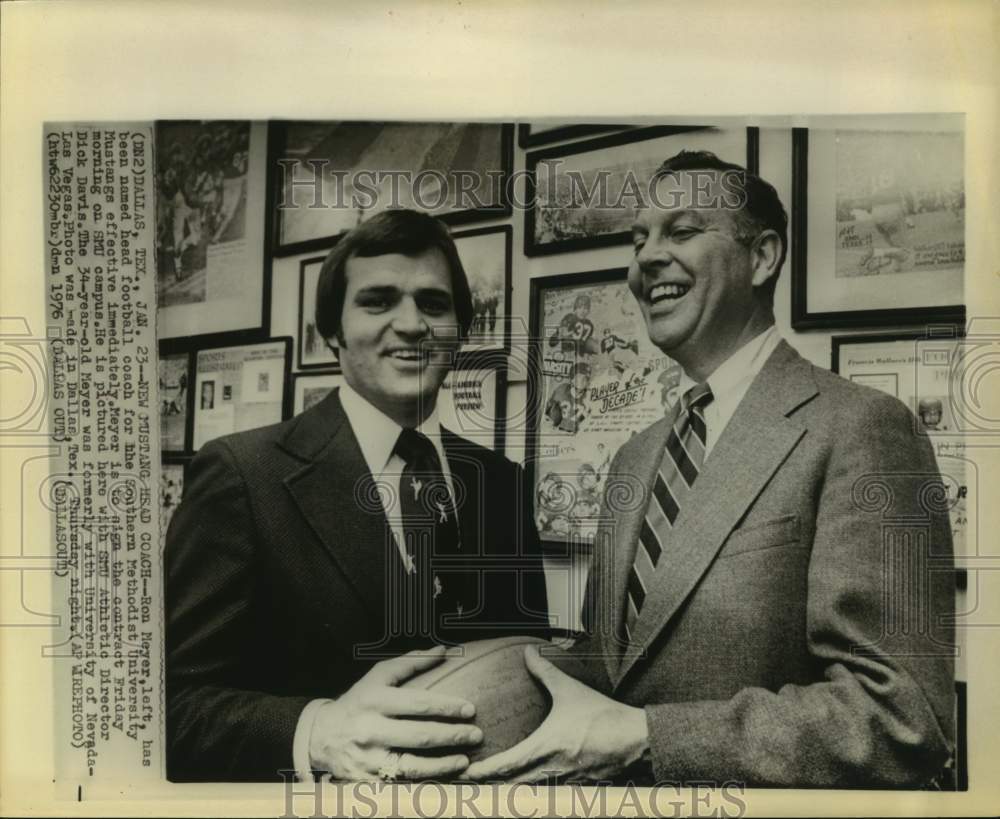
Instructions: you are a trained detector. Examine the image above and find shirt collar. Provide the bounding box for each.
[678,324,780,411]
[338,380,445,475]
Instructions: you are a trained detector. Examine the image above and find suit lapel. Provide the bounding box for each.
[282,390,396,622]
[614,341,818,688]
[604,415,672,684]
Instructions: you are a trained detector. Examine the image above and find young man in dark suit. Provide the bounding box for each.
[165,209,549,782]
[463,152,955,787]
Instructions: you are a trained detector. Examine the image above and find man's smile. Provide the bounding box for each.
[644,280,692,316]
[385,346,431,368]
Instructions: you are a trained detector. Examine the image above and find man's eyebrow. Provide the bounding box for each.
[630,209,701,234]
[354,285,399,296]
[414,286,453,300]
[354,284,453,301]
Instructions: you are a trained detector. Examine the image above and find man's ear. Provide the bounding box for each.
[750,230,782,288]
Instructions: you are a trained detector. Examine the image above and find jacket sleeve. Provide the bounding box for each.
[643,394,956,787]
[165,438,310,782]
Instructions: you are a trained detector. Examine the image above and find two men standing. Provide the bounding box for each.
[167,152,954,787]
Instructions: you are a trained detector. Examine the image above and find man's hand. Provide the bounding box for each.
[310,646,482,781]
[461,645,648,782]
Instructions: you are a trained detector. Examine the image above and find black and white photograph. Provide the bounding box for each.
[155,120,271,341]
[792,114,966,329]
[162,121,965,789]
[453,225,512,354]
[191,338,292,449]
[437,364,506,451]
[159,458,189,552]
[158,352,191,453]
[272,120,514,255]
[292,370,345,414]
[528,268,683,544]
[296,255,337,369]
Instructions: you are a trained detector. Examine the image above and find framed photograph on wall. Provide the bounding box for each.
[297,255,338,370]
[156,120,272,345]
[271,121,514,256]
[831,329,972,559]
[438,362,507,452]
[526,268,683,547]
[792,115,966,329]
[453,225,512,354]
[192,337,292,450]
[292,370,344,415]
[517,123,631,149]
[158,351,194,454]
[159,455,191,551]
[523,125,759,257]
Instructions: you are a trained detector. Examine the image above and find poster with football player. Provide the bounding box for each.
[534,272,682,543]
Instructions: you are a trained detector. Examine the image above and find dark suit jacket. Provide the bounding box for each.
[166,389,550,782]
[574,341,955,787]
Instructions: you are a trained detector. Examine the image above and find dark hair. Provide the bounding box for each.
[314,209,474,346]
[651,150,788,303]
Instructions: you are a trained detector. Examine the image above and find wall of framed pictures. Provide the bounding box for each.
[158,115,968,639]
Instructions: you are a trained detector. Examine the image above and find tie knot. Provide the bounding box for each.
[681,382,713,415]
[394,427,437,465]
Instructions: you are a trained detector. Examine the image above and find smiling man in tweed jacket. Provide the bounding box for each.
[463,151,955,787]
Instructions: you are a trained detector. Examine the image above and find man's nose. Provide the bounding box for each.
[391,297,428,336]
[635,234,673,272]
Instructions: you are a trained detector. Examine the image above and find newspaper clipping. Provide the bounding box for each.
[44,124,163,787]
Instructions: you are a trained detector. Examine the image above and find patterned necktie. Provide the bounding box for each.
[394,428,469,642]
[624,382,714,642]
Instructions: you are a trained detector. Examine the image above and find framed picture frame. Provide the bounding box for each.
[517,123,631,149]
[297,254,338,370]
[526,268,684,548]
[192,337,293,450]
[523,125,759,257]
[158,351,194,454]
[156,120,273,347]
[160,454,192,550]
[270,121,515,256]
[791,116,966,329]
[453,225,512,355]
[438,361,507,452]
[831,328,971,559]
[292,370,344,415]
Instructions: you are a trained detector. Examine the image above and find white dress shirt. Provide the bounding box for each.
[294,381,458,780]
[677,325,781,456]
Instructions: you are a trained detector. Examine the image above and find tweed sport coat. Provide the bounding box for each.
[165,389,550,782]
[573,340,955,787]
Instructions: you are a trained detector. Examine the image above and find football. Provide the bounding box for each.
[400,635,593,762]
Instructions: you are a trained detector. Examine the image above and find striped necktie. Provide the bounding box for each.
[624,382,714,643]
